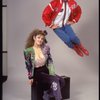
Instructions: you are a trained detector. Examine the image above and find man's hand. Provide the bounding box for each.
[66,21,75,25]
[50,24,59,29]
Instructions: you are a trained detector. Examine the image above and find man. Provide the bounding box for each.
[42,0,89,57]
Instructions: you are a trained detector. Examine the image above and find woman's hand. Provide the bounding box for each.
[28,79,34,85]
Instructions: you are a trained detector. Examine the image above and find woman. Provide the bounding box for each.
[42,0,89,57]
[23,29,65,100]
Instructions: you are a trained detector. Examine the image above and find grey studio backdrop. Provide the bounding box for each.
[3,0,99,100]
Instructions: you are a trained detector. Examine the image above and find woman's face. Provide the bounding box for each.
[33,34,45,46]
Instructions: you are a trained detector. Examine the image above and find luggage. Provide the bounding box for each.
[61,76,70,99]
[31,76,70,100]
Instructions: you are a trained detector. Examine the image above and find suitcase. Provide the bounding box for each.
[31,76,70,100]
[61,76,70,99]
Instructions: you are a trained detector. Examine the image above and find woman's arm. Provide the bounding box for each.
[46,45,56,75]
[23,50,33,79]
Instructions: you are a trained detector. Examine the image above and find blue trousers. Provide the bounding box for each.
[53,24,81,48]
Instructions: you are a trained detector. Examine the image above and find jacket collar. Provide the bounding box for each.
[61,0,69,4]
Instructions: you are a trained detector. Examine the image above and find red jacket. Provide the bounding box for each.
[42,0,82,26]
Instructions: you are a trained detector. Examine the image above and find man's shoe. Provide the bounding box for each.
[73,45,84,57]
[77,44,89,56]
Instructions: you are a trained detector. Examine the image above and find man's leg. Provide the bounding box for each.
[53,27,74,48]
[64,24,80,45]
[64,25,89,56]
[63,25,85,56]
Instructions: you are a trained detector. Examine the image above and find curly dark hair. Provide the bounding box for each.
[25,29,48,49]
